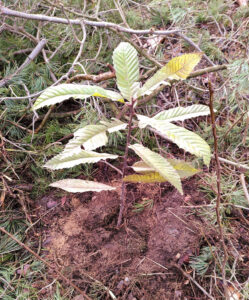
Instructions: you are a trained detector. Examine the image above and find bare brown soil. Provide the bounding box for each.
[36,176,216,299]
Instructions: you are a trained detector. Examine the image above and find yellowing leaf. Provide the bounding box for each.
[137,53,202,97]
[131,159,200,178]
[124,172,167,183]
[129,144,183,194]
[163,53,203,80]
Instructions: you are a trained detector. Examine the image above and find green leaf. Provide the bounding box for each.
[137,115,211,166]
[33,84,124,110]
[153,105,211,122]
[100,118,128,133]
[131,161,155,173]
[129,144,183,194]
[137,53,202,97]
[62,119,127,157]
[44,151,118,170]
[64,125,108,155]
[131,159,200,178]
[50,179,115,193]
[113,42,139,101]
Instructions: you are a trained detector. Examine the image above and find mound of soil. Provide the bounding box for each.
[39,179,207,299]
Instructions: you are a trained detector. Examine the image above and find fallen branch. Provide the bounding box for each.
[0,6,179,36]
[34,105,55,134]
[0,39,47,88]
[0,227,93,300]
[189,64,227,78]
[0,23,38,43]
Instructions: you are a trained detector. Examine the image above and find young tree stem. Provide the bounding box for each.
[208,82,229,299]
[117,100,135,227]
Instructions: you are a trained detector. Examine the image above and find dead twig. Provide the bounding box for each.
[177,32,215,66]
[0,227,93,300]
[0,23,38,43]
[33,21,86,132]
[67,71,115,83]
[0,39,47,88]
[240,173,249,206]
[0,6,179,36]
[34,105,55,134]
[113,29,163,68]
[173,263,215,300]
[187,64,227,78]
[217,157,249,171]
[208,81,229,299]
[222,112,247,140]
[242,112,249,145]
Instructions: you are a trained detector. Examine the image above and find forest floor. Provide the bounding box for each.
[0,0,249,299]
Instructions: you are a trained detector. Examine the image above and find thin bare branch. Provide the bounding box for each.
[217,157,249,171]
[240,173,249,206]
[173,263,215,300]
[0,39,47,88]
[177,32,215,66]
[67,71,116,83]
[0,6,179,36]
[112,29,163,67]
